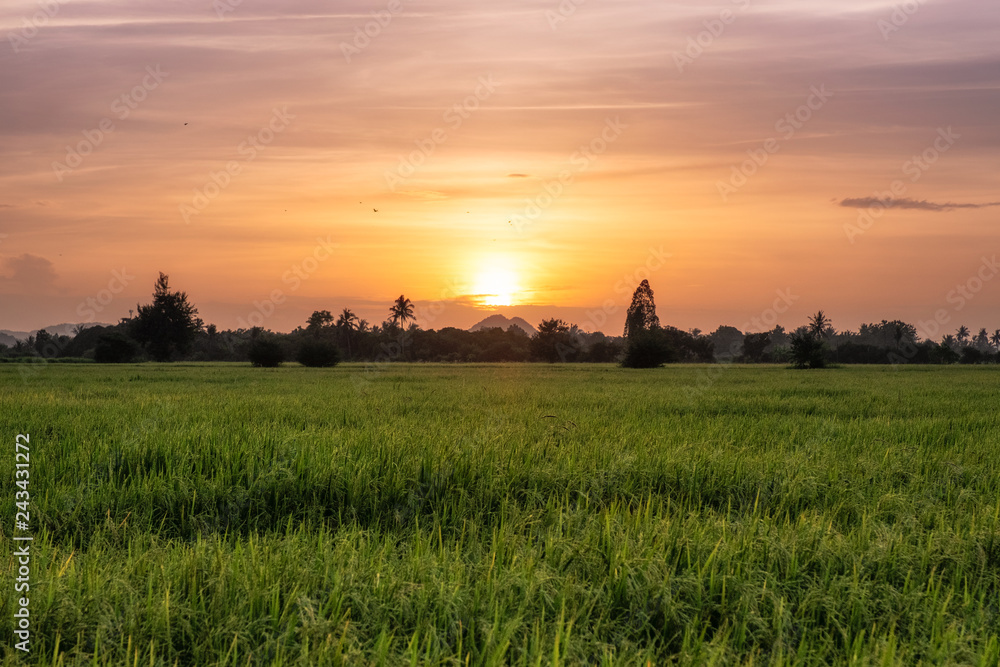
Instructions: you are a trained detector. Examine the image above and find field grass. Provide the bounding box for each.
[2,362,1000,665]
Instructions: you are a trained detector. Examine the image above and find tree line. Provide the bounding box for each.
[3,274,998,367]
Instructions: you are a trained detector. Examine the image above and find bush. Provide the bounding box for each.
[296,340,340,367]
[94,333,141,363]
[248,339,284,367]
[790,331,827,368]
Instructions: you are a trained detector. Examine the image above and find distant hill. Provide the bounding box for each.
[468,314,537,337]
[0,322,114,343]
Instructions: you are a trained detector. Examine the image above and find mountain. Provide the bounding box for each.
[468,314,537,337]
[0,322,115,343]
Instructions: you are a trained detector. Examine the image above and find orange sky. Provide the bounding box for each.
[2,0,999,337]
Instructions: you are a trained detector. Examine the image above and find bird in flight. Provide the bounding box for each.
[373,208,378,213]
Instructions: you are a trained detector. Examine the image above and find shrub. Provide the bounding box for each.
[790,331,827,368]
[296,340,340,367]
[248,339,284,367]
[94,332,141,363]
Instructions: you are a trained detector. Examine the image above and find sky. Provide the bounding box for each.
[1,0,999,338]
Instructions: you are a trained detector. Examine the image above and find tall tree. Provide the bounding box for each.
[808,310,832,338]
[389,295,415,330]
[335,308,359,357]
[131,273,202,361]
[975,327,990,351]
[623,280,660,338]
[306,310,333,338]
[991,329,1000,350]
[956,325,970,346]
[532,319,575,363]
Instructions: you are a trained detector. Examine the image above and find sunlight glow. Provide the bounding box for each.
[473,267,521,307]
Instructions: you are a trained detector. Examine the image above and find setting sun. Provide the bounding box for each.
[473,267,521,307]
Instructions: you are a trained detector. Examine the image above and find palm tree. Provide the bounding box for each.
[990,329,1000,350]
[956,325,970,346]
[335,308,359,358]
[942,334,957,350]
[306,310,333,336]
[975,328,990,351]
[388,295,415,330]
[808,310,832,338]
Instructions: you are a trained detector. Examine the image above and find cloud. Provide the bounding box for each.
[506,173,530,178]
[1,254,58,293]
[839,197,1000,212]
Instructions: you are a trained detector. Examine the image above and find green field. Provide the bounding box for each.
[2,363,1000,665]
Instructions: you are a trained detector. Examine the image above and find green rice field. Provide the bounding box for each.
[2,363,1000,665]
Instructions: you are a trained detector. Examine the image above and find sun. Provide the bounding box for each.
[473,267,520,307]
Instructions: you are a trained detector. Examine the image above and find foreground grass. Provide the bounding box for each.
[1,363,999,665]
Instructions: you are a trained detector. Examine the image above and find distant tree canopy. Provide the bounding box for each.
[12,273,1000,367]
[130,273,202,361]
[306,310,334,334]
[94,332,140,363]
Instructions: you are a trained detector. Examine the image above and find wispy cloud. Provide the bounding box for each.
[840,197,1000,212]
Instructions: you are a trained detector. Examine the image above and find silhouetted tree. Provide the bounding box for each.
[131,273,202,361]
[708,325,743,360]
[94,332,140,363]
[975,327,990,352]
[956,325,970,346]
[741,332,771,362]
[790,328,827,368]
[389,295,415,330]
[621,329,674,368]
[335,308,359,358]
[623,280,660,338]
[306,310,334,335]
[248,337,284,367]
[532,319,575,363]
[808,310,832,338]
